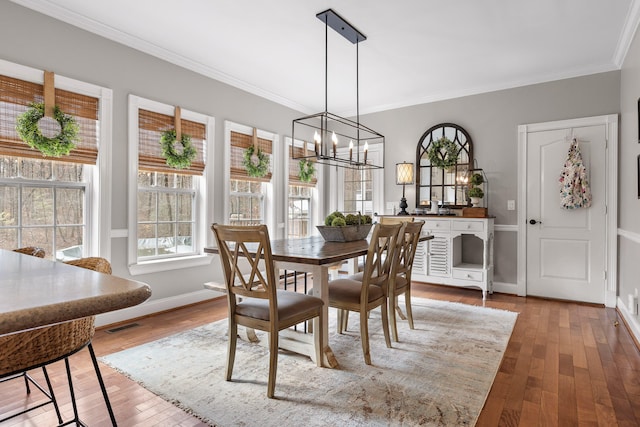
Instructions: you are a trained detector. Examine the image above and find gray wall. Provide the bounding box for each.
[0,2,626,298]
[0,2,301,301]
[620,27,640,304]
[360,72,620,284]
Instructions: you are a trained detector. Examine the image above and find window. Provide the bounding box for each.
[0,60,112,260]
[286,138,319,238]
[329,144,384,216]
[224,122,278,232]
[128,95,214,274]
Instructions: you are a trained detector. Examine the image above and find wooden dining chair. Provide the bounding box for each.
[211,223,324,398]
[328,223,402,365]
[388,220,424,341]
[0,256,116,425]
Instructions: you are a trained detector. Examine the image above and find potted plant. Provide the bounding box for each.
[468,186,484,207]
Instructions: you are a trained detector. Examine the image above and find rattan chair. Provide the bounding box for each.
[12,246,45,258]
[328,223,401,365]
[0,256,117,426]
[211,223,324,398]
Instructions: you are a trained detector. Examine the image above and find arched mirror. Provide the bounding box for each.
[416,123,473,208]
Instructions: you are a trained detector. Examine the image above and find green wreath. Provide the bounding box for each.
[15,102,80,157]
[427,136,459,168]
[243,145,270,178]
[160,129,197,169]
[299,159,315,182]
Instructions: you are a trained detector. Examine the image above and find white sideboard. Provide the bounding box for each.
[402,216,494,299]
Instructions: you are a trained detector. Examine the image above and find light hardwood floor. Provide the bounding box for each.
[1,282,639,426]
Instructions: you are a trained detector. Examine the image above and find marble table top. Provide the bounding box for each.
[0,249,151,335]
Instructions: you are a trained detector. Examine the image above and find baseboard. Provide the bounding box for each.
[492,281,518,295]
[95,289,224,327]
[617,296,640,346]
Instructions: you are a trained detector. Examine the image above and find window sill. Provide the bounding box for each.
[128,254,212,276]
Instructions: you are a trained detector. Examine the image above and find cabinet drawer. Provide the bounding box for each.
[451,220,484,232]
[424,220,450,232]
[452,268,483,282]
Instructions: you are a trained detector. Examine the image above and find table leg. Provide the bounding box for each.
[310,265,338,368]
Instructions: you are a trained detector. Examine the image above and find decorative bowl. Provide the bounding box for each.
[316,224,373,242]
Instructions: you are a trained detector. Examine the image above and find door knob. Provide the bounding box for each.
[529,219,542,225]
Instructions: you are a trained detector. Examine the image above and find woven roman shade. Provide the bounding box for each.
[0,74,99,164]
[138,109,206,175]
[289,145,317,187]
[230,130,272,182]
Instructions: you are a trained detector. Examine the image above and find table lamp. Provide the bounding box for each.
[396,161,414,215]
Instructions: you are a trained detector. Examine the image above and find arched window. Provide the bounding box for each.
[416,123,473,209]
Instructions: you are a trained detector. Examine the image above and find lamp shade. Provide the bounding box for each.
[396,162,414,185]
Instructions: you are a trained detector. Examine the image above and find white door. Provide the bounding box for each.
[524,124,606,303]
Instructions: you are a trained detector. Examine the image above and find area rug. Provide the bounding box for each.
[101,298,517,426]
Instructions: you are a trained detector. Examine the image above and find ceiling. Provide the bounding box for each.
[12,0,640,115]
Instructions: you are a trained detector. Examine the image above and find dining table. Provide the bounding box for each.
[204,232,433,368]
[0,249,152,336]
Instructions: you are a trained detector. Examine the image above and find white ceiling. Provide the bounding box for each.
[12,0,640,115]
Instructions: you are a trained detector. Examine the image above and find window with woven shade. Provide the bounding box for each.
[0,61,112,260]
[129,95,214,272]
[138,109,206,175]
[0,74,99,164]
[289,145,317,187]
[230,130,272,182]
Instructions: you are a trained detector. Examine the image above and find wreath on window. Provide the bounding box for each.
[15,102,80,157]
[243,145,270,178]
[299,159,315,182]
[160,129,197,169]
[427,136,459,169]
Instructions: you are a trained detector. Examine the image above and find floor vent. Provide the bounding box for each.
[106,322,140,334]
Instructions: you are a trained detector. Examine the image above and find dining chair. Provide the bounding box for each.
[211,223,324,398]
[0,256,117,426]
[12,246,45,258]
[328,222,402,365]
[387,220,424,341]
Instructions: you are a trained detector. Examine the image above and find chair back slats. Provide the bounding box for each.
[212,223,277,302]
[392,221,424,277]
[362,223,402,288]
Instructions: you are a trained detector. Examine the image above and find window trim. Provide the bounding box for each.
[224,121,279,234]
[284,136,322,237]
[0,59,113,259]
[127,95,214,275]
[329,144,384,216]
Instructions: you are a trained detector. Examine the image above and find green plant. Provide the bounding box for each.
[470,173,484,186]
[16,102,80,157]
[242,146,270,178]
[427,136,458,169]
[160,129,197,169]
[331,217,346,226]
[298,159,315,182]
[468,187,484,198]
[324,214,336,226]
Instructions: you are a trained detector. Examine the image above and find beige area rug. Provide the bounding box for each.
[101,298,517,426]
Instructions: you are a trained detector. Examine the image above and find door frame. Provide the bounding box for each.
[517,114,618,307]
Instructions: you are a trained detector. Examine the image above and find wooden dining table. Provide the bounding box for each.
[205,233,433,368]
[0,249,152,336]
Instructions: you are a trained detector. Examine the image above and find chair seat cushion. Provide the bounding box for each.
[328,278,383,305]
[235,290,323,322]
[349,272,409,291]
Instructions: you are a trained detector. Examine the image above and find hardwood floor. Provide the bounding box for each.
[1,283,639,426]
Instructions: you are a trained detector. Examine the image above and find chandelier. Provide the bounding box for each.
[291,9,384,170]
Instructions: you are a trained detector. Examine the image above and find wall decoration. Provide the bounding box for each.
[160,129,196,169]
[298,159,315,182]
[243,145,270,178]
[16,102,79,157]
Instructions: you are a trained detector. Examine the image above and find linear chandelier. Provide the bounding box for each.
[291,9,384,170]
